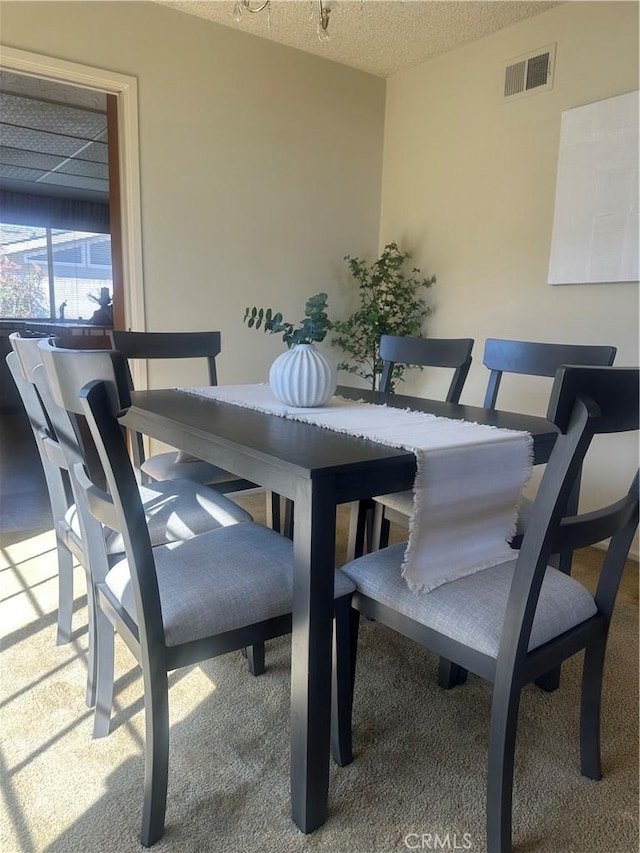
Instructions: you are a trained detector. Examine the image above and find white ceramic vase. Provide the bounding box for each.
[269,343,337,407]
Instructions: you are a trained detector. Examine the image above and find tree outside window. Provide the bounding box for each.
[0,222,112,321]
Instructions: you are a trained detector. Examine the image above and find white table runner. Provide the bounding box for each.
[178,384,533,593]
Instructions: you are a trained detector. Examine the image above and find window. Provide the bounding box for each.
[0,222,113,322]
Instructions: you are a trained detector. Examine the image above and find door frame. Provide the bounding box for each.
[0,45,146,337]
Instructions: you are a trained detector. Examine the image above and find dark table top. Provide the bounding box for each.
[124,384,558,481]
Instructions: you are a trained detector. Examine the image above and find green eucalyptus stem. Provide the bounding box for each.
[243,292,330,349]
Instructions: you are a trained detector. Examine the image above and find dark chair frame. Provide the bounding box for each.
[41,344,354,846]
[109,329,291,538]
[482,338,617,409]
[34,334,270,724]
[337,365,639,853]
[110,332,209,460]
[6,348,77,649]
[110,329,220,388]
[463,338,618,692]
[379,334,474,402]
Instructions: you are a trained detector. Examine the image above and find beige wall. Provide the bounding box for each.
[379,1,639,549]
[2,2,638,547]
[1,1,385,386]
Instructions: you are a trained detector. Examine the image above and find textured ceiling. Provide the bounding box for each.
[0,71,109,202]
[0,2,561,203]
[155,0,561,78]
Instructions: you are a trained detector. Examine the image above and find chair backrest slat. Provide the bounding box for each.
[556,488,639,554]
[547,364,638,433]
[109,330,221,386]
[482,338,617,409]
[379,335,474,402]
[80,377,165,648]
[72,460,121,533]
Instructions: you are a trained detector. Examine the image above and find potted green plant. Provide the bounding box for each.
[331,242,435,391]
[243,292,335,407]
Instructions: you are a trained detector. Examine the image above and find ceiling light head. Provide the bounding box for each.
[233,1,334,42]
[233,0,270,20]
[318,1,332,42]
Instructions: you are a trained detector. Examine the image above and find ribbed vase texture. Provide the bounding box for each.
[269,344,337,407]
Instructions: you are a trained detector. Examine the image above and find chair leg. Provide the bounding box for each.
[266,491,281,533]
[369,503,387,552]
[438,658,468,689]
[364,505,375,554]
[486,681,522,853]
[347,500,373,561]
[379,517,391,550]
[85,572,98,708]
[246,642,266,676]
[331,597,357,767]
[580,639,606,781]
[140,665,170,848]
[283,498,294,540]
[534,669,561,692]
[55,541,74,645]
[534,550,572,693]
[92,607,115,738]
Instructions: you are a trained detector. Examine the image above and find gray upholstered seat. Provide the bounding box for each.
[66,477,251,555]
[140,451,241,486]
[106,522,354,647]
[373,489,412,516]
[341,543,597,659]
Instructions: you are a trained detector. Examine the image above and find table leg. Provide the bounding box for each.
[290,480,337,833]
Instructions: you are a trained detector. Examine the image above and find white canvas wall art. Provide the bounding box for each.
[548,90,639,285]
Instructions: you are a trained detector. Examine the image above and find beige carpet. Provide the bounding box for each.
[1,494,638,853]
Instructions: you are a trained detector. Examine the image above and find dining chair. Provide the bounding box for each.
[109,330,255,490]
[481,338,617,410]
[111,328,288,533]
[379,334,474,399]
[6,347,78,648]
[40,342,356,847]
[373,338,617,551]
[355,335,474,554]
[335,364,639,853]
[478,338,618,692]
[9,332,255,707]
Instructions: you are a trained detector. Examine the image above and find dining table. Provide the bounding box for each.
[120,384,559,834]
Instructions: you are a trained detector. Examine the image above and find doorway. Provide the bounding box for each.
[0,45,145,335]
[0,71,122,329]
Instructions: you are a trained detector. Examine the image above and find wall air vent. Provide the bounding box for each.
[503,44,556,100]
